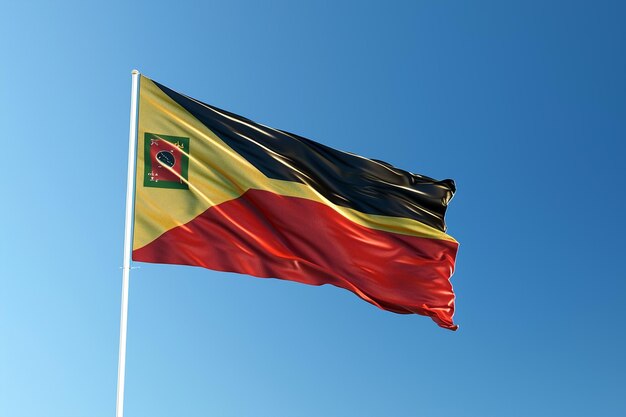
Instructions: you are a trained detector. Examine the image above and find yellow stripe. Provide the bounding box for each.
[257,179,457,243]
[133,76,456,251]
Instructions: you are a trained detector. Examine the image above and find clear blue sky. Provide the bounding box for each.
[1,1,625,416]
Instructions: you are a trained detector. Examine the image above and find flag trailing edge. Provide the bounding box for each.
[131,74,459,330]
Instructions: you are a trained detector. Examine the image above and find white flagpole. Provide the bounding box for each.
[116,69,140,417]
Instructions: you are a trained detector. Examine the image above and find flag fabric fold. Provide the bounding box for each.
[132,75,459,330]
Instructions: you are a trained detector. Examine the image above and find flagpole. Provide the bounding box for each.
[116,69,140,417]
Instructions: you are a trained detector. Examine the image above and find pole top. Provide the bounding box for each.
[131,69,140,75]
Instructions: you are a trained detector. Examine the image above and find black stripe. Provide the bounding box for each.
[154,80,456,232]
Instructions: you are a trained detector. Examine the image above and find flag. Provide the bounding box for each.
[132,75,459,330]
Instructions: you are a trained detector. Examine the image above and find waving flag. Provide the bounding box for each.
[131,75,459,330]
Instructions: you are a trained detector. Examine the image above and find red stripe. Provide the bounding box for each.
[133,189,459,329]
